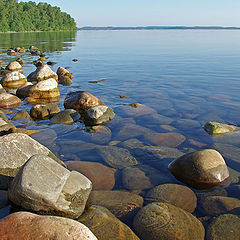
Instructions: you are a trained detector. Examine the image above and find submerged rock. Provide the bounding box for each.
[133,202,205,240]
[1,71,27,88]
[168,149,230,190]
[78,205,140,240]
[204,121,239,135]
[0,212,97,240]
[8,154,92,219]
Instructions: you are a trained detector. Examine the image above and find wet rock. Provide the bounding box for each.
[5,61,22,73]
[30,103,60,120]
[16,82,33,98]
[84,105,115,125]
[97,145,138,169]
[204,121,239,135]
[59,76,72,85]
[27,64,58,82]
[145,132,186,147]
[1,71,27,88]
[133,202,205,240]
[8,154,92,218]
[11,127,39,136]
[64,91,103,113]
[0,111,15,133]
[122,167,153,190]
[0,84,6,94]
[57,66,73,79]
[0,133,63,177]
[200,196,240,216]
[89,190,143,223]
[66,161,116,190]
[11,110,31,120]
[168,149,230,190]
[78,205,140,240]
[145,183,197,213]
[0,212,97,240]
[118,138,145,149]
[50,109,80,124]
[0,93,21,108]
[206,214,240,240]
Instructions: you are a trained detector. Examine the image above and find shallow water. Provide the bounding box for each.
[1,30,240,237]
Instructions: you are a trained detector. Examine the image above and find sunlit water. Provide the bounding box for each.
[1,30,240,236]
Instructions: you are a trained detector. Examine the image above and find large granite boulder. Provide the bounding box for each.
[27,64,58,82]
[79,205,140,240]
[84,105,115,125]
[0,212,97,240]
[64,91,103,113]
[66,161,116,190]
[0,133,63,177]
[8,154,92,218]
[89,190,143,223]
[168,149,230,190]
[145,183,197,213]
[204,121,239,135]
[5,61,23,73]
[133,202,205,240]
[0,93,21,108]
[50,109,80,124]
[1,71,27,88]
[30,103,60,120]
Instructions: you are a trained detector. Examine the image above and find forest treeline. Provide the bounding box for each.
[0,0,77,32]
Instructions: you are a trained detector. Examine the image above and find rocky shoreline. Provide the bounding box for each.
[0,45,240,239]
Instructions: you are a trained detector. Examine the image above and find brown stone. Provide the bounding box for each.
[0,93,21,108]
[57,66,73,79]
[30,103,60,120]
[66,161,116,190]
[5,61,23,73]
[1,71,27,88]
[0,212,97,240]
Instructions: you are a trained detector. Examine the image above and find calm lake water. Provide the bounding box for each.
[1,30,240,236]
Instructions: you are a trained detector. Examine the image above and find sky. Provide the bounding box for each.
[20,0,240,27]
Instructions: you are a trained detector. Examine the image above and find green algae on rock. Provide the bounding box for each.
[204,121,239,135]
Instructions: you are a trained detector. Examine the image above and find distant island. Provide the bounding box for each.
[79,26,240,31]
[0,0,77,32]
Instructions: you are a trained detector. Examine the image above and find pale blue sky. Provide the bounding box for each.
[20,0,240,27]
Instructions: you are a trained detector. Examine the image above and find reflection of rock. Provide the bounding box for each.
[28,64,58,82]
[1,71,27,88]
[145,183,197,213]
[0,212,97,240]
[204,121,239,135]
[168,149,230,190]
[30,103,60,120]
[89,190,143,223]
[206,214,240,240]
[50,109,80,124]
[8,154,92,219]
[97,145,138,169]
[0,93,21,108]
[133,202,205,240]
[0,133,63,177]
[66,161,116,190]
[79,205,140,240]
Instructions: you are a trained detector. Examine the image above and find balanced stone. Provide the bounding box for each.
[50,109,80,124]
[168,149,230,190]
[133,202,205,240]
[1,71,27,88]
[8,154,92,219]
[30,103,60,120]
[0,93,21,108]
[27,64,58,82]
[0,212,97,240]
[0,133,63,177]
[145,183,197,213]
[5,61,23,73]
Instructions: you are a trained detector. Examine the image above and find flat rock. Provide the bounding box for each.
[0,93,21,108]
[50,109,80,124]
[117,104,156,117]
[78,205,140,240]
[206,214,240,240]
[136,113,173,125]
[0,133,63,177]
[1,71,27,88]
[145,183,197,213]
[89,190,143,223]
[66,161,116,190]
[0,212,97,240]
[168,149,230,190]
[97,145,138,169]
[30,103,60,120]
[8,154,92,218]
[133,202,205,240]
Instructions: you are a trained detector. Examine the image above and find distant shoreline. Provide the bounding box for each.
[78,26,240,31]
